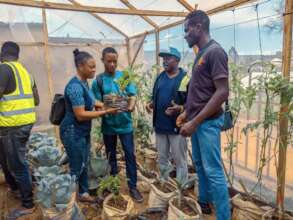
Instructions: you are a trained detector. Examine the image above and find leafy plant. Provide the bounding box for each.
[224,63,257,183]
[131,64,155,149]
[92,119,103,147]
[28,132,57,150]
[174,175,198,210]
[241,62,293,195]
[158,164,173,183]
[34,165,62,182]
[114,65,142,95]
[134,114,152,148]
[36,174,76,210]
[29,145,61,168]
[98,175,121,199]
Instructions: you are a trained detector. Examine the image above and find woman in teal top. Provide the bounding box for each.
[61,49,117,203]
[91,47,143,203]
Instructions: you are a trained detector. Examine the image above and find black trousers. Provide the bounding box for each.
[0,124,34,208]
[103,132,137,189]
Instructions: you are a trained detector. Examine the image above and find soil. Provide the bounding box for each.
[136,212,165,220]
[80,203,103,219]
[153,181,175,194]
[140,169,157,179]
[103,95,128,111]
[183,187,196,199]
[229,187,273,207]
[169,165,196,178]
[188,165,196,173]
[108,195,128,211]
[172,198,199,216]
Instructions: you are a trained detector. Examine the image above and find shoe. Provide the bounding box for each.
[6,206,35,219]
[78,192,97,203]
[198,201,212,215]
[7,188,21,199]
[129,188,143,203]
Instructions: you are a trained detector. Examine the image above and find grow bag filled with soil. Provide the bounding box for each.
[128,208,167,220]
[103,94,128,112]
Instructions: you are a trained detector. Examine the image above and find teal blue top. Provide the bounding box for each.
[91,71,137,135]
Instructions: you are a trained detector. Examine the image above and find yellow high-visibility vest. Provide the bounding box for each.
[0,61,36,127]
[178,74,190,92]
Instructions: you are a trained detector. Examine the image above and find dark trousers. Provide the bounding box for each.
[60,126,90,194]
[103,132,137,189]
[0,124,34,208]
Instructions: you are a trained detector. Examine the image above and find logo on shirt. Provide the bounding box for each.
[198,57,204,66]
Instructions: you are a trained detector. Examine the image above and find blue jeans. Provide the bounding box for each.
[103,132,137,189]
[0,124,34,208]
[191,115,231,220]
[60,125,90,194]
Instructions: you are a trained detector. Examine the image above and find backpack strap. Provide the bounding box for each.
[96,73,104,99]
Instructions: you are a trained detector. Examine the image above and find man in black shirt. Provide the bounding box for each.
[177,11,231,220]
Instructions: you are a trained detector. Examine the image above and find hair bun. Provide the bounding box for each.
[73,49,80,57]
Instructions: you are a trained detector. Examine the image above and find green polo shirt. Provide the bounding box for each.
[91,71,136,135]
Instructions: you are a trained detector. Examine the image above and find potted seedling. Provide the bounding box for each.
[88,152,111,196]
[148,164,176,208]
[136,163,158,193]
[168,175,202,219]
[103,66,139,112]
[35,174,81,219]
[98,175,134,220]
[129,207,167,220]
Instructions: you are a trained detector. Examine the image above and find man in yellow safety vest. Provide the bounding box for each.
[0,41,39,218]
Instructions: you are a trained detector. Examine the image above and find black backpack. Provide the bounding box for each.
[49,94,65,125]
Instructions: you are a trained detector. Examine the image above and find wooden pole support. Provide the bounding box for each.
[155,30,160,74]
[126,38,131,66]
[276,0,293,213]
[42,4,59,141]
[131,33,147,67]
[0,0,188,17]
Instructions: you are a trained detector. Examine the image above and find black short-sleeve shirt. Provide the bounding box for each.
[186,40,229,120]
[0,64,16,94]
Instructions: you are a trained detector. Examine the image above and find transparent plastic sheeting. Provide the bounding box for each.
[0,0,240,39]
[46,10,125,40]
[0,5,43,42]
[15,43,134,127]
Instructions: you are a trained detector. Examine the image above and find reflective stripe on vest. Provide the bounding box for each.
[178,75,190,92]
[0,108,35,116]
[0,62,36,127]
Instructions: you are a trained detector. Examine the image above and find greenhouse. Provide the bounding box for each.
[0,0,292,219]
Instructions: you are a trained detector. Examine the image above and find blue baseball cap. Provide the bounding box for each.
[159,47,181,61]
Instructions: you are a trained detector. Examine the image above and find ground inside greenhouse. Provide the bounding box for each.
[0,173,216,220]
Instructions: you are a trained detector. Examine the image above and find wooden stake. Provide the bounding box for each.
[126,38,131,66]
[0,0,188,17]
[131,33,147,67]
[42,5,59,141]
[68,0,129,39]
[177,0,194,12]
[42,7,53,102]
[120,0,159,29]
[130,0,256,39]
[277,0,293,213]
[155,30,160,74]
